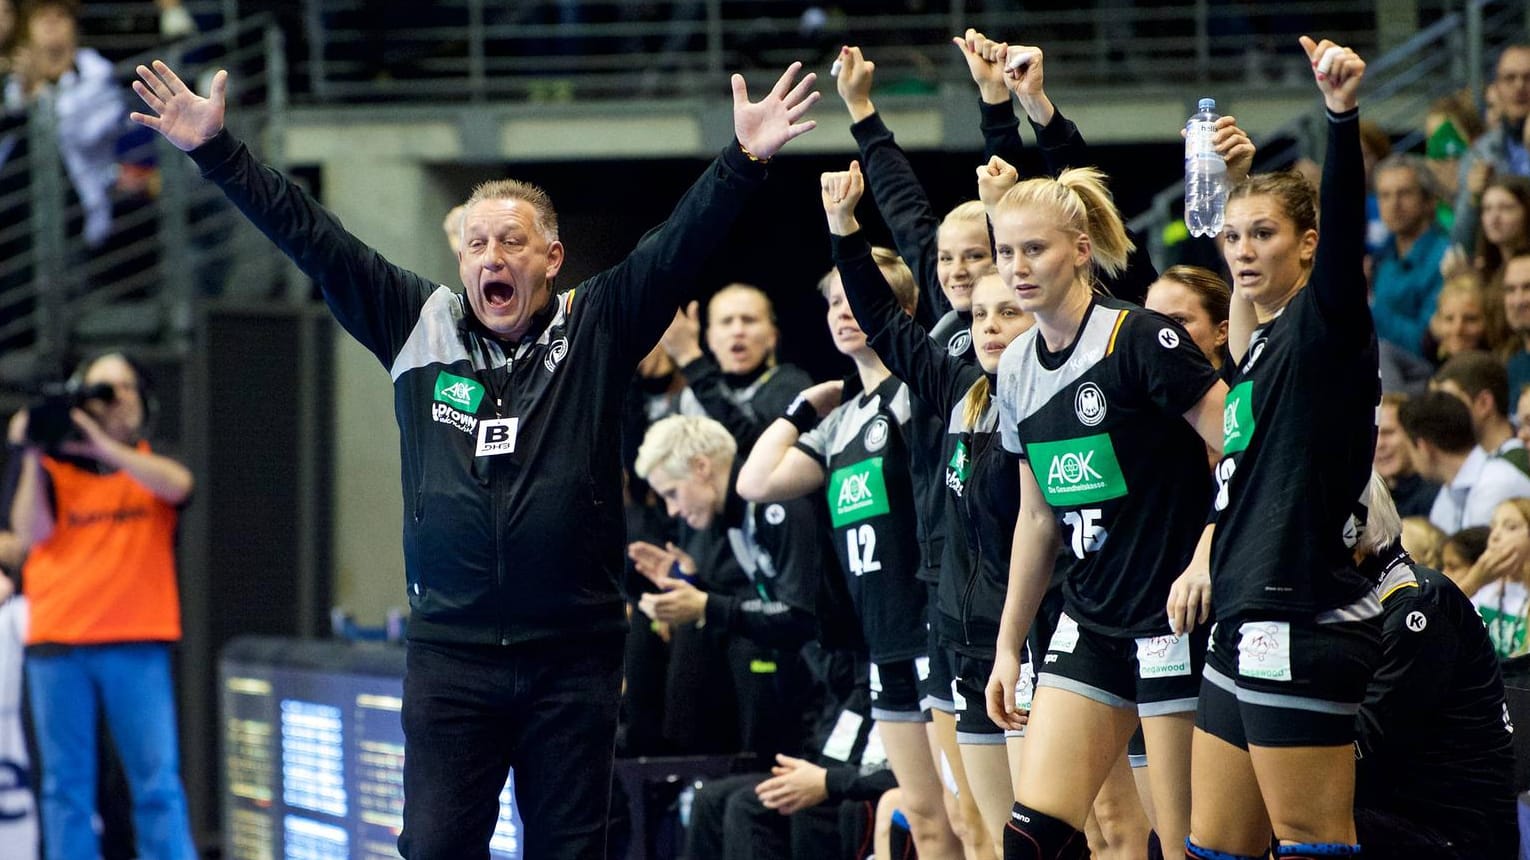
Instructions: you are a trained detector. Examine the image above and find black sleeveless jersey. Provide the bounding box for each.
[796,376,929,662]
[997,296,1217,636]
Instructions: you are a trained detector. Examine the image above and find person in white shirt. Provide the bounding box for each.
[1399,390,1530,532]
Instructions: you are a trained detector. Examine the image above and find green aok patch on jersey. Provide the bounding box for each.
[1029,433,1127,507]
[828,457,891,528]
[948,441,970,483]
[433,371,484,413]
[1223,380,1255,455]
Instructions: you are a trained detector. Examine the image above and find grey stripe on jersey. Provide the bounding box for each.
[1373,561,1419,604]
[996,306,1127,453]
[800,383,914,461]
[390,286,472,380]
[389,287,572,380]
[726,502,777,583]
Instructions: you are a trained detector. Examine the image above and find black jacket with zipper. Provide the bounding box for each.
[190,129,768,647]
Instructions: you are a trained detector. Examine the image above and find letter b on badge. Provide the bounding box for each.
[476,417,519,456]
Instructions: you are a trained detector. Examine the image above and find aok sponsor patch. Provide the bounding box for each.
[1027,433,1128,507]
[1223,380,1255,455]
[828,457,891,528]
[945,440,970,497]
[433,371,484,412]
[432,401,478,435]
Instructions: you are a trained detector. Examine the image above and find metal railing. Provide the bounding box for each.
[294,0,1404,103]
[0,14,289,381]
[1128,0,1528,267]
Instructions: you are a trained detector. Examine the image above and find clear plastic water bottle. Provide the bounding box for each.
[1184,97,1228,238]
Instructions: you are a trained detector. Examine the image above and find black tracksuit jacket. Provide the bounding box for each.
[189,129,768,647]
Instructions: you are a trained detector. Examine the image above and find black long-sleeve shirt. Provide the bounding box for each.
[1210,110,1380,620]
[1357,555,1515,858]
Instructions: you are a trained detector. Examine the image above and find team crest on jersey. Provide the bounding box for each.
[1245,338,1267,370]
[948,330,972,357]
[544,338,569,373]
[764,504,786,525]
[1157,328,1180,349]
[864,416,890,452]
[1074,382,1107,427]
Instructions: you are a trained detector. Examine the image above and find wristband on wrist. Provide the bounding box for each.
[739,140,770,164]
[784,395,820,434]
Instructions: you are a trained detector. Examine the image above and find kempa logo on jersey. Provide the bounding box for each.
[828,457,891,528]
[1223,380,1255,454]
[1074,382,1106,426]
[544,338,569,373]
[946,441,970,497]
[948,330,972,357]
[1028,433,1127,506]
[764,504,786,525]
[433,371,485,413]
[863,416,890,452]
[1157,328,1180,349]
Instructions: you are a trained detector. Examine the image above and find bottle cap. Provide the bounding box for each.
[1198,98,1217,112]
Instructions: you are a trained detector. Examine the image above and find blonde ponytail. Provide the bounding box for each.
[962,376,990,432]
[994,167,1134,279]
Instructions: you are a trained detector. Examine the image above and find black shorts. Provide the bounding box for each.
[1127,726,1147,768]
[925,597,956,714]
[950,651,1008,744]
[871,657,933,722]
[1196,614,1381,748]
[1037,613,1207,716]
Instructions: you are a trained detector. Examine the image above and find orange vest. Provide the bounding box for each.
[24,443,182,646]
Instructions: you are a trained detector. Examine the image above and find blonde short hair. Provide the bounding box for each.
[635,414,737,482]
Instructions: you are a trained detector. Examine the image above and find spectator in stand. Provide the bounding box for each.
[1518,381,1530,443]
[1360,119,1393,255]
[1375,393,1441,518]
[660,284,812,455]
[1452,498,1530,659]
[1351,475,1516,860]
[1399,516,1445,568]
[1501,253,1530,411]
[1432,351,1530,474]
[1370,155,1450,357]
[1441,524,1491,588]
[1479,176,1530,289]
[1452,44,1530,250]
[1425,274,1507,365]
[2,0,125,248]
[1399,390,1530,534]
[1424,90,1484,232]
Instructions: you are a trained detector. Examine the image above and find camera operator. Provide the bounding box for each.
[5,351,197,860]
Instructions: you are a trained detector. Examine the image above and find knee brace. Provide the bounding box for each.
[1273,842,1360,858]
[1185,837,1265,860]
[1003,802,1088,860]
